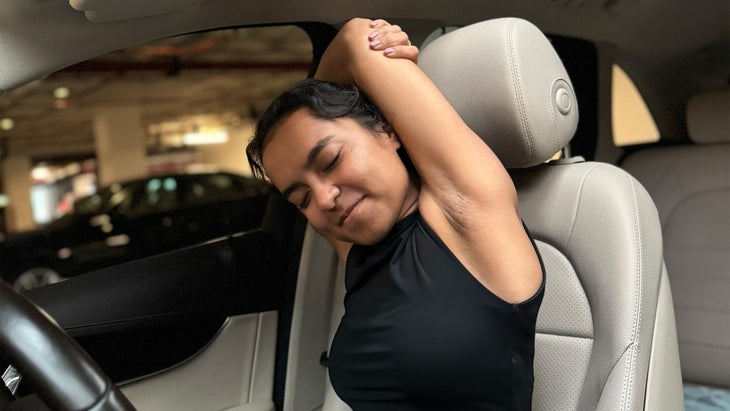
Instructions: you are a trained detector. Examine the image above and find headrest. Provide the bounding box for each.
[686,88,730,144]
[418,18,578,168]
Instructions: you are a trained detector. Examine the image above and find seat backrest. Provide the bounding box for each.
[418,18,684,410]
[621,88,730,388]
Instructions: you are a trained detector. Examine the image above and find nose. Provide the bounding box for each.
[313,183,340,211]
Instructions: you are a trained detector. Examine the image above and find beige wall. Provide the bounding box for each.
[195,121,255,177]
[1,154,34,232]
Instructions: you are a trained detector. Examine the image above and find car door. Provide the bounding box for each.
[1,23,325,411]
[20,194,307,411]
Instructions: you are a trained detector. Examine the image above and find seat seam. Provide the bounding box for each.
[565,163,601,249]
[506,19,534,164]
[600,341,636,408]
[536,332,593,340]
[621,175,645,411]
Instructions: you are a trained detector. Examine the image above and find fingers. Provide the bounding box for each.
[368,21,410,50]
[368,19,417,63]
[369,28,409,49]
[382,45,419,62]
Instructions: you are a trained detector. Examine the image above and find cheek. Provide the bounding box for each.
[339,143,409,198]
[373,151,410,188]
[301,208,328,230]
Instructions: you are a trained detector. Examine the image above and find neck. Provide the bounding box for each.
[399,178,420,220]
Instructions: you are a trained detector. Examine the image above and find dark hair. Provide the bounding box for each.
[246,78,395,180]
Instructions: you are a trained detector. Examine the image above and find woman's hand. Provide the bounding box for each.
[368,19,419,63]
[315,18,417,83]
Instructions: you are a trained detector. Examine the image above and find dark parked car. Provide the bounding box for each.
[0,171,270,290]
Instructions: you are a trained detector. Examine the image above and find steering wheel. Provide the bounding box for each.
[0,281,136,411]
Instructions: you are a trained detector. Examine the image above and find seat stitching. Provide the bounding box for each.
[536,331,594,340]
[565,163,601,249]
[600,341,636,406]
[506,19,534,164]
[621,175,644,410]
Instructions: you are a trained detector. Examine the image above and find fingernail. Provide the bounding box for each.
[371,20,379,27]
[384,47,394,55]
[370,39,381,47]
[369,31,379,40]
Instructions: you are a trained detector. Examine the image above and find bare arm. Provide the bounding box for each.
[316,19,542,303]
[316,19,516,217]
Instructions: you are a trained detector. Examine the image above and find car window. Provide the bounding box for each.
[0,26,310,290]
[187,174,269,205]
[611,64,660,146]
[118,177,180,216]
[187,174,236,204]
[73,193,105,215]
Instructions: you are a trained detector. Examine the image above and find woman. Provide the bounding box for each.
[247,18,545,410]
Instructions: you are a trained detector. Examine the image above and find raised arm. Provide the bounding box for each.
[315,19,542,303]
[316,19,516,218]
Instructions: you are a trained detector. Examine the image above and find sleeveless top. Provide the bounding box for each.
[328,211,545,411]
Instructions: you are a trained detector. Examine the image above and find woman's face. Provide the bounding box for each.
[262,108,417,245]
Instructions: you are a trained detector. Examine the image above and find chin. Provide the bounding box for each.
[349,226,392,246]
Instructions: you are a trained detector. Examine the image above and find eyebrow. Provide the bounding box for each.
[281,134,335,200]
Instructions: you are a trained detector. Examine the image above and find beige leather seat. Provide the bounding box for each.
[286,18,685,411]
[622,89,730,389]
[416,18,684,409]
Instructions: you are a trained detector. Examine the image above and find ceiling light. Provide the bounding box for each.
[0,118,14,130]
[182,131,229,145]
[31,166,52,182]
[54,87,71,99]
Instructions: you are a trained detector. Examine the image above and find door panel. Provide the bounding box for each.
[23,228,287,382]
[121,312,278,411]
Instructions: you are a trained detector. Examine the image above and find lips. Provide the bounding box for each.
[339,197,363,226]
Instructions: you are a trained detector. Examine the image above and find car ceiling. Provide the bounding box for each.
[0,0,727,164]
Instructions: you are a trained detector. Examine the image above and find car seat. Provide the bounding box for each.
[622,88,730,390]
[417,17,684,410]
[286,17,685,411]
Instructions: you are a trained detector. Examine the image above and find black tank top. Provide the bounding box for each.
[328,211,545,411]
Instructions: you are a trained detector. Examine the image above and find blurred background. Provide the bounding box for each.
[0,26,312,289]
[0,25,311,234]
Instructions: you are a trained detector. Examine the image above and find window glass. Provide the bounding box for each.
[611,64,659,146]
[187,174,235,204]
[122,177,180,215]
[0,26,308,290]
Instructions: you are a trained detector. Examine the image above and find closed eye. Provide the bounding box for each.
[323,151,341,172]
[297,190,311,210]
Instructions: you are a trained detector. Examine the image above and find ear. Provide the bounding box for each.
[379,124,401,147]
[372,120,401,149]
[388,131,402,149]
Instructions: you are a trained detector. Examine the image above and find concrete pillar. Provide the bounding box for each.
[93,107,147,186]
[1,154,35,232]
[196,121,255,176]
